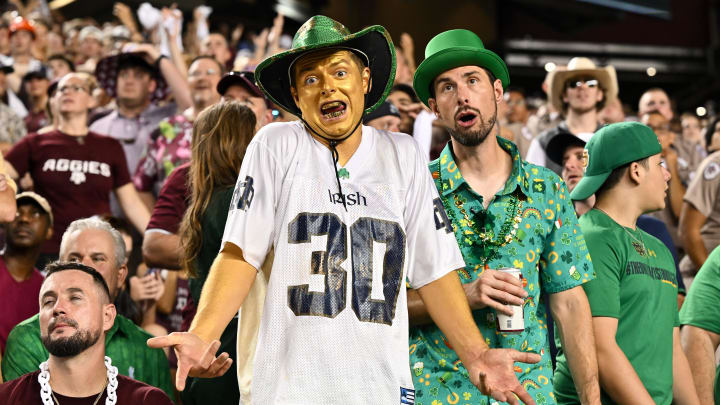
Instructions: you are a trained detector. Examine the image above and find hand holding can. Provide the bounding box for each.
[495,268,525,333]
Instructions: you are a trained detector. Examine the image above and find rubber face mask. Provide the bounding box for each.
[291,49,370,139]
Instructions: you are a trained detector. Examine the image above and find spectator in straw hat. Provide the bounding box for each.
[90,46,192,179]
[526,57,617,174]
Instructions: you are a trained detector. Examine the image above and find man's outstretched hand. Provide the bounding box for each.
[147,332,233,391]
[466,348,542,405]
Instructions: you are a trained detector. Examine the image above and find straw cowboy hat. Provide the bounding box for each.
[548,57,618,112]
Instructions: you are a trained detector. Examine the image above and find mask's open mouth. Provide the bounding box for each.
[321,101,347,120]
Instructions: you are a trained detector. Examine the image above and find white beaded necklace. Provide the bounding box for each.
[38,356,118,405]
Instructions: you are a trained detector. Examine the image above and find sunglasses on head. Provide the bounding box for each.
[566,79,599,89]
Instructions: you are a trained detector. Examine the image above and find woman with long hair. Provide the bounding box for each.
[178,101,263,405]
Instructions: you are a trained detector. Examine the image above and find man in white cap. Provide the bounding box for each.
[525,57,617,174]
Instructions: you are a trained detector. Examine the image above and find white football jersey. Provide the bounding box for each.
[222,121,465,404]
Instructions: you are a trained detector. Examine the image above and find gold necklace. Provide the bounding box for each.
[594,208,646,256]
[50,378,107,405]
[622,226,647,257]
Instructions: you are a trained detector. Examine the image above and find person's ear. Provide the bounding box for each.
[628,162,644,185]
[103,303,116,332]
[429,98,439,117]
[117,261,128,290]
[493,79,503,105]
[362,66,371,95]
[44,226,53,241]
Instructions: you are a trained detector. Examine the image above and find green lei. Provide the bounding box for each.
[439,166,523,267]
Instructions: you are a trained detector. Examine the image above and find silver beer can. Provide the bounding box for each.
[495,267,525,333]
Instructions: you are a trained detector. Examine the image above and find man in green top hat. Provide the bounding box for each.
[149,16,540,404]
[554,122,699,404]
[408,29,601,405]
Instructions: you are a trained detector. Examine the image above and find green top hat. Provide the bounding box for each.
[413,29,510,107]
[570,122,662,201]
[254,15,396,117]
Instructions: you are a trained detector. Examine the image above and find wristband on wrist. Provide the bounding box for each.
[155,54,167,67]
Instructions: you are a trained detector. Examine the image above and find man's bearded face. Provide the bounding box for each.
[42,316,102,357]
[429,66,499,147]
[38,270,109,358]
[291,49,370,138]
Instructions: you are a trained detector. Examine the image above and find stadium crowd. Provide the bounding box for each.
[0,1,718,405]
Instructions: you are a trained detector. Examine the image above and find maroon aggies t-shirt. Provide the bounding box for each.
[0,370,174,404]
[6,131,131,254]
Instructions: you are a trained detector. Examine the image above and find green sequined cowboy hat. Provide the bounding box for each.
[413,29,510,107]
[254,15,396,117]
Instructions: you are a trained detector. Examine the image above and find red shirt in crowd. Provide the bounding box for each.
[0,257,43,354]
[146,162,189,234]
[23,110,49,134]
[6,130,131,254]
[0,370,173,404]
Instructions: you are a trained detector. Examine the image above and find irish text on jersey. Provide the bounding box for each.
[328,189,367,206]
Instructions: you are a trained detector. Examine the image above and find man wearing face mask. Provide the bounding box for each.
[149,16,540,405]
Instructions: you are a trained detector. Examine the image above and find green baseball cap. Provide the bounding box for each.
[413,29,509,107]
[254,15,396,117]
[570,121,662,201]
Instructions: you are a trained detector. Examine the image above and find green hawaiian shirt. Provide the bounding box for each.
[409,137,595,405]
[2,313,174,401]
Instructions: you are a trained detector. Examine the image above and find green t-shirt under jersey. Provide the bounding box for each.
[679,246,720,405]
[554,209,679,405]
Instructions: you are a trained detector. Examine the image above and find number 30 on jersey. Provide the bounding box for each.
[287,213,405,325]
